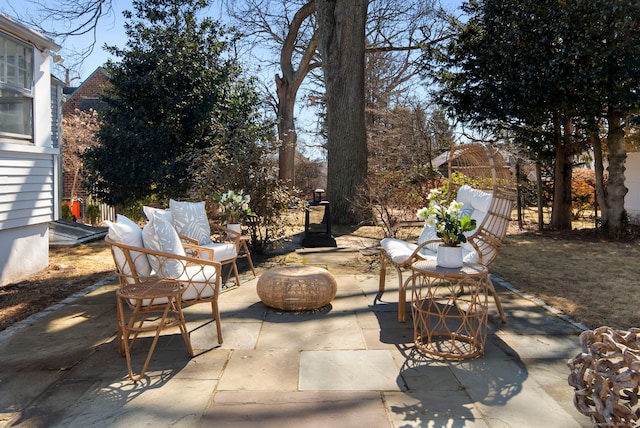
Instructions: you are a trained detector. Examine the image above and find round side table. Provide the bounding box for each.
[410,260,489,359]
[116,280,194,381]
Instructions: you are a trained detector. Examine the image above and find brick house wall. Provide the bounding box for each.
[62,67,110,117]
[62,67,111,205]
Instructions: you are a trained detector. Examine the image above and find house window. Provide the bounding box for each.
[0,33,33,143]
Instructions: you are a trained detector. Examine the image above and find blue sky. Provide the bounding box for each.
[1,0,228,82]
[2,0,463,83]
[1,0,465,157]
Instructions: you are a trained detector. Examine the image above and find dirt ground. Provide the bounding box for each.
[0,240,115,332]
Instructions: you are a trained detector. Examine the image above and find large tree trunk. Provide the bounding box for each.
[276,1,317,187]
[591,126,608,228]
[536,161,544,232]
[276,73,297,187]
[604,108,628,238]
[550,115,573,230]
[316,0,368,224]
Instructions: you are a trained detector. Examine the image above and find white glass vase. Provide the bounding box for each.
[436,245,463,268]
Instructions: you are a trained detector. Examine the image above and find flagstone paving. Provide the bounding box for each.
[0,237,592,427]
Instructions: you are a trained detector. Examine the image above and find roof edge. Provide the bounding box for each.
[0,13,61,52]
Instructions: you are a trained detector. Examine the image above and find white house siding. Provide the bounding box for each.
[624,152,640,225]
[0,149,55,228]
[0,147,56,285]
[0,14,60,286]
[0,223,49,286]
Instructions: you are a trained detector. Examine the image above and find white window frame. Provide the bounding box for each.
[0,32,33,144]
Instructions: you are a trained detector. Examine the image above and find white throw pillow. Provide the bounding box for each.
[142,208,173,253]
[459,186,492,232]
[457,185,493,213]
[455,185,474,206]
[142,205,173,225]
[469,188,493,212]
[142,210,186,278]
[142,213,159,263]
[169,199,212,245]
[106,214,142,245]
[105,214,152,278]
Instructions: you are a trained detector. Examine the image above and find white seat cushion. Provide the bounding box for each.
[462,248,479,264]
[381,237,478,265]
[136,255,219,305]
[180,265,218,300]
[381,238,433,265]
[199,242,237,262]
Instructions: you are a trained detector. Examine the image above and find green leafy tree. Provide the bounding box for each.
[571,0,640,238]
[82,0,243,209]
[428,0,640,236]
[428,0,579,230]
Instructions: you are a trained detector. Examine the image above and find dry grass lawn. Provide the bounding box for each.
[491,225,640,330]
[1,220,638,332]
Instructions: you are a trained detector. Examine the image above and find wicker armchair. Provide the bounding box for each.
[106,235,223,345]
[379,143,516,323]
[178,223,241,286]
[146,201,242,286]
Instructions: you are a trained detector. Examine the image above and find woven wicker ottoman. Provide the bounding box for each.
[257,265,337,311]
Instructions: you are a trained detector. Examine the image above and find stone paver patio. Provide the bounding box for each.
[0,236,591,427]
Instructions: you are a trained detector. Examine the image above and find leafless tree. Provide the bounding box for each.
[226,0,448,222]
[224,0,320,188]
[62,109,101,201]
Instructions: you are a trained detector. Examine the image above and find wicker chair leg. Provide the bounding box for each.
[488,277,507,323]
[397,266,407,323]
[232,260,240,287]
[379,255,387,294]
[210,301,223,345]
[222,261,241,287]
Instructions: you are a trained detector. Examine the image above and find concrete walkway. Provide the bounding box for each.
[0,236,591,427]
